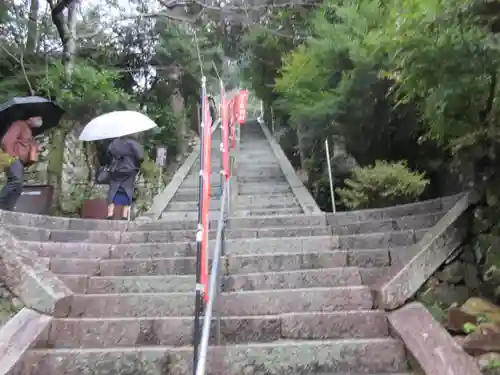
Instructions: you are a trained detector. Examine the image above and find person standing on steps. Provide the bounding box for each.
[106,133,143,220]
[0,117,42,211]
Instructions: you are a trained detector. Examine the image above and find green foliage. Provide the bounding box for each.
[336,160,429,209]
[38,63,130,124]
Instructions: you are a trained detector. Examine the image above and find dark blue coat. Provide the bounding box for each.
[106,137,143,204]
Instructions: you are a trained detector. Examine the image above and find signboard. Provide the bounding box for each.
[155,146,167,167]
[237,90,249,124]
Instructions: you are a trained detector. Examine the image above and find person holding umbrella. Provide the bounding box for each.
[105,134,144,220]
[0,97,64,211]
[79,110,157,220]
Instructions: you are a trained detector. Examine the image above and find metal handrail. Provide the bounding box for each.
[194,181,228,375]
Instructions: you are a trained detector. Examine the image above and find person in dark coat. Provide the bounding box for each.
[106,134,143,220]
[0,117,42,210]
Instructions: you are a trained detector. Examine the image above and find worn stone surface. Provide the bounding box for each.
[374,192,475,309]
[21,339,407,375]
[69,286,373,317]
[0,308,52,375]
[46,311,389,348]
[0,228,73,317]
[388,302,482,375]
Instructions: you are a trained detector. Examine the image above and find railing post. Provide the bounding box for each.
[325,138,336,213]
[193,76,207,374]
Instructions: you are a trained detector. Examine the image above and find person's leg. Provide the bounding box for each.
[121,205,130,220]
[0,160,23,211]
[107,203,115,219]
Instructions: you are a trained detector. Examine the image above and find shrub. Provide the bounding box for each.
[336,160,429,209]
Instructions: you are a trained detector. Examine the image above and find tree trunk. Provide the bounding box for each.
[46,0,78,212]
[25,0,39,54]
[171,89,187,156]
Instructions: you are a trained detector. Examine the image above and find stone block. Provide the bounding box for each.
[86,275,195,294]
[93,257,197,277]
[0,229,73,317]
[388,302,482,375]
[226,251,347,274]
[338,230,417,249]
[223,267,362,291]
[0,308,52,375]
[225,236,337,255]
[374,192,473,309]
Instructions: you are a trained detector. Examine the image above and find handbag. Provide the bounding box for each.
[95,165,112,185]
[95,157,123,185]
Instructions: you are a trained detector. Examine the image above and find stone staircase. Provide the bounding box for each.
[232,121,303,216]
[162,126,223,221]
[0,121,463,375]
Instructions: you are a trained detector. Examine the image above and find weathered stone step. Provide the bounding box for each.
[149,213,326,231]
[235,193,295,204]
[180,178,223,188]
[234,199,299,210]
[239,184,292,194]
[172,188,221,201]
[69,286,373,317]
[44,247,395,276]
[330,212,442,235]
[182,172,223,184]
[237,176,287,183]
[25,338,407,374]
[44,310,389,348]
[166,199,220,212]
[235,207,302,216]
[57,267,363,294]
[160,211,220,221]
[327,195,459,225]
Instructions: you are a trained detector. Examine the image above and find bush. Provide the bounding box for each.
[336,160,429,209]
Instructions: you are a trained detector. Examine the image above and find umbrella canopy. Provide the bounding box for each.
[0,96,65,137]
[79,111,158,141]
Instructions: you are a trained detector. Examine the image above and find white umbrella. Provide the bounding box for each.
[79,110,158,141]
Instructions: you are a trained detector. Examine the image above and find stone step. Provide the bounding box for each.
[327,196,457,225]
[172,188,221,201]
[182,172,224,184]
[237,176,288,184]
[25,338,407,374]
[330,212,442,235]
[44,310,389,348]
[57,267,363,294]
[239,184,292,194]
[44,248,393,276]
[166,199,220,212]
[144,213,326,231]
[68,286,373,317]
[160,211,220,221]
[235,207,303,216]
[235,193,296,204]
[16,223,423,249]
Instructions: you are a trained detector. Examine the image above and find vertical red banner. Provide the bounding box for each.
[201,95,212,302]
[221,87,229,180]
[230,96,237,149]
[238,90,249,124]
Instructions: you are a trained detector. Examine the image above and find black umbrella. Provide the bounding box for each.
[0,96,65,137]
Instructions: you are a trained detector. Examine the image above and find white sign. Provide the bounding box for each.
[21,191,42,196]
[156,146,167,167]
